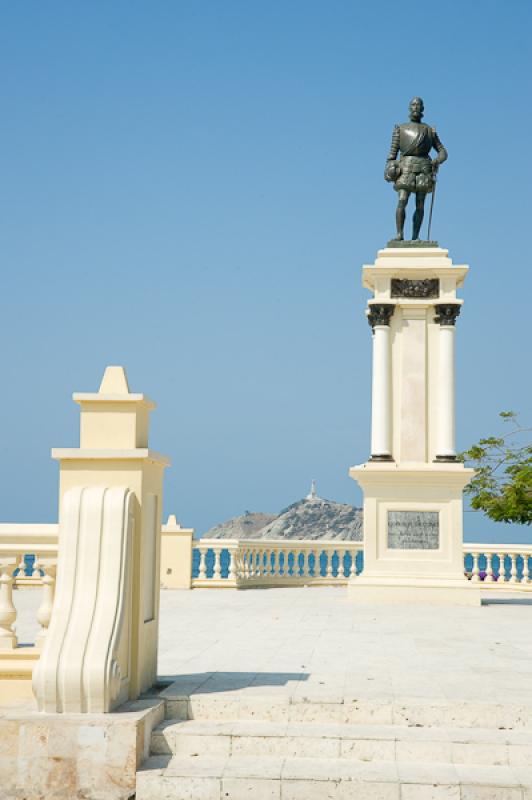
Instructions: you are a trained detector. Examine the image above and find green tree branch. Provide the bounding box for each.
[460,412,532,525]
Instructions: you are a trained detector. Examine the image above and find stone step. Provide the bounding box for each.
[160,691,532,731]
[136,754,532,799]
[151,718,532,766]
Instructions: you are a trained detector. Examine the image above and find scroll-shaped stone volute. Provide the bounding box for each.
[33,486,134,713]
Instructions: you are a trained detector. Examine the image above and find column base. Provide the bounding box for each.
[434,454,458,463]
[369,454,394,462]
[348,575,481,606]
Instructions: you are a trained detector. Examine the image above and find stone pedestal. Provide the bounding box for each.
[33,366,170,712]
[160,515,195,589]
[349,246,479,605]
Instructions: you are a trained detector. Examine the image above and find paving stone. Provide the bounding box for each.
[163,755,228,777]
[281,757,399,782]
[454,764,523,786]
[223,755,285,780]
[508,745,532,766]
[401,786,460,800]
[460,788,524,800]
[451,743,509,766]
[281,779,341,800]
[222,777,281,799]
[395,739,452,763]
[136,773,221,800]
[340,737,396,761]
[396,762,459,784]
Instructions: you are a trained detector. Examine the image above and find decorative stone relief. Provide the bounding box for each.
[434,304,461,325]
[367,303,395,328]
[33,485,134,713]
[391,278,439,298]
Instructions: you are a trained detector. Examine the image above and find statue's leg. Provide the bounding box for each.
[396,190,409,240]
[413,192,426,240]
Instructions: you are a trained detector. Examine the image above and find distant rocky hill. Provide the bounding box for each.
[250,497,362,541]
[204,484,362,542]
[204,511,277,540]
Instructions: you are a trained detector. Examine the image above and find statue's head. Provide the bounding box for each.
[409,97,424,122]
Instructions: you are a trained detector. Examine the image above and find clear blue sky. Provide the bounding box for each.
[1,1,530,542]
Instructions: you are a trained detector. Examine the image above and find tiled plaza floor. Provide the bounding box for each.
[11,585,532,708]
[155,587,532,708]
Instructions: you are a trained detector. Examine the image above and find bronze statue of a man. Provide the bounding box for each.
[385,97,447,241]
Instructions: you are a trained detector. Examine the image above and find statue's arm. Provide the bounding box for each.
[432,130,448,166]
[384,125,401,182]
[387,124,400,162]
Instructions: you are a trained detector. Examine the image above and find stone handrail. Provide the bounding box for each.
[192,538,363,588]
[463,543,532,585]
[0,516,184,658]
[0,524,59,653]
[189,539,531,590]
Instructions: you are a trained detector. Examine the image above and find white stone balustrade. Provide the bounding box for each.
[0,524,58,653]
[463,545,532,586]
[186,539,531,591]
[191,539,363,588]
[193,541,240,588]
[0,558,18,649]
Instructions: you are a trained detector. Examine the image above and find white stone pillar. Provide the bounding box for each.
[160,515,194,589]
[435,304,461,461]
[33,366,170,713]
[369,304,394,460]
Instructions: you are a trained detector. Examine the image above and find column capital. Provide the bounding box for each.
[434,304,461,326]
[367,303,395,329]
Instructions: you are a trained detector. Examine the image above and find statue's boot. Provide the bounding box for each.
[396,206,406,242]
[412,208,424,240]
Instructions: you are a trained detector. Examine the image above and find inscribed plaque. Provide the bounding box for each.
[387,510,439,550]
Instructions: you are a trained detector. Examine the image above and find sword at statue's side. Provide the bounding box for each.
[427,164,438,241]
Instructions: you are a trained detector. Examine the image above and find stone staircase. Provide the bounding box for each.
[136,689,532,799]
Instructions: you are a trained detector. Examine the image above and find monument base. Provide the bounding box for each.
[350,245,476,608]
[349,462,477,607]
[348,575,481,606]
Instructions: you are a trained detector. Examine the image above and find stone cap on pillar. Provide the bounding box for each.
[162,514,195,538]
[349,460,475,490]
[72,366,156,450]
[362,247,469,303]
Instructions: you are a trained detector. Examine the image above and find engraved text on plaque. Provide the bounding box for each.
[387,510,440,550]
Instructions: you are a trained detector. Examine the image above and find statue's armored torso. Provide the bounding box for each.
[386,121,447,194]
[396,122,436,157]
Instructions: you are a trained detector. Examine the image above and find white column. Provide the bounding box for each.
[369,304,394,460]
[435,304,460,460]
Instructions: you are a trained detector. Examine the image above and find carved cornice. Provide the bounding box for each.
[434,304,461,326]
[391,278,439,299]
[367,303,395,328]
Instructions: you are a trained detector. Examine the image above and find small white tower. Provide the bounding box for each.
[306,479,318,501]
